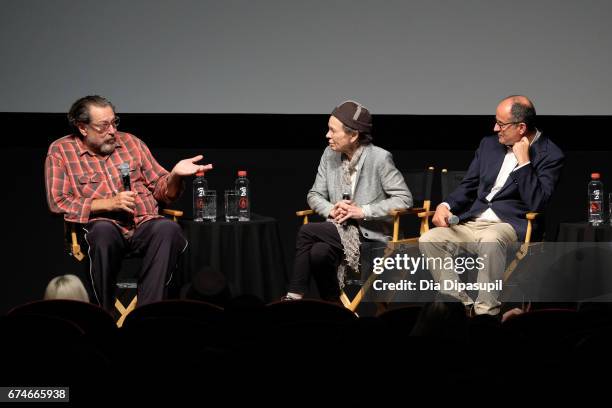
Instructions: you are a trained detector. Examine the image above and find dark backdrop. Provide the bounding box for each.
[1,113,608,313]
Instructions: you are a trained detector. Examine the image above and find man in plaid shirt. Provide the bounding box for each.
[45,95,212,310]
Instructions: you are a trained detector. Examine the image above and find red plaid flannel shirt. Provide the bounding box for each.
[45,132,178,235]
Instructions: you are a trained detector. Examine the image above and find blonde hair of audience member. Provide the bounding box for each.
[44,274,90,302]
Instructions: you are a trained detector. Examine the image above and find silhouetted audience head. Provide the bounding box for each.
[180,266,231,307]
[43,274,90,302]
[410,294,468,341]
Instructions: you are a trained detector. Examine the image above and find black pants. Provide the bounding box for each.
[83,218,186,311]
[289,222,346,301]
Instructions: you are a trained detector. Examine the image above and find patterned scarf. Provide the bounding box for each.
[329,145,364,289]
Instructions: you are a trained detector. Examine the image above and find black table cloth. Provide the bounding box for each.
[178,214,288,302]
[556,222,612,242]
[548,222,612,301]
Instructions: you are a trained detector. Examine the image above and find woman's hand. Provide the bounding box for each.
[333,200,364,223]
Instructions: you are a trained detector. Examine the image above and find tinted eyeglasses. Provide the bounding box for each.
[88,116,120,132]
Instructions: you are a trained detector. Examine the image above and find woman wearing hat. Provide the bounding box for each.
[283,100,412,303]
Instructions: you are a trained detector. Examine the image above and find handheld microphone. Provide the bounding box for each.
[339,193,351,226]
[118,163,131,191]
[447,214,459,226]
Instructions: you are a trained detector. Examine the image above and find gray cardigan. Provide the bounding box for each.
[307,144,412,242]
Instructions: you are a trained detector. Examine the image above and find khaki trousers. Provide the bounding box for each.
[418,221,517,315]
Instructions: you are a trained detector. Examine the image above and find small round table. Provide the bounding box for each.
[552,222,612,301]
[178,214,288,302]
[556,222,612,242]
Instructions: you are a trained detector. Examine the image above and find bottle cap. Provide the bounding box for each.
[196,170,205,177]
[238,170,247,177]
[592,173,601,179]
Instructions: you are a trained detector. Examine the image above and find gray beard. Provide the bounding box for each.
[99,142,116,155]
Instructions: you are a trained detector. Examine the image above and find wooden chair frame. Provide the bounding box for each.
[65,209,184,327]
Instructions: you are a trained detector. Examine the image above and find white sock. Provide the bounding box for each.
[286,292,303,300]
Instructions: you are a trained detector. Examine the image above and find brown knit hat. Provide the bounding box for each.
[331,100,372,133]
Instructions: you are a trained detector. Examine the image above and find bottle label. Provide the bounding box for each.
[239,197,248,209]
[591,189,601,200]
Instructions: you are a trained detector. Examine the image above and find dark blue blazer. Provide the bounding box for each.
[445,133,564,241]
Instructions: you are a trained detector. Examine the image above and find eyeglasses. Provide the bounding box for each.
[88,116,120,132]
[495,119,521,129]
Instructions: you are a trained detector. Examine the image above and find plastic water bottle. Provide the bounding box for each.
[588,172,604,226]
[193,170,208,222]
[235,170,250,221]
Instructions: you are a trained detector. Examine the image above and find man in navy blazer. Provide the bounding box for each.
[419,95,564,316]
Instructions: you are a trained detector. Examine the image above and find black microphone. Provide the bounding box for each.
[339,192,351,226]
[118,163,131,191]
[447,214,459,226]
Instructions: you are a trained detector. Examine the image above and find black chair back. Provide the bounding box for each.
[402,166,434,207]
[7,299,116,337]
[122,299,224,328]
[264,299,357,325]
[441,169,467,200]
